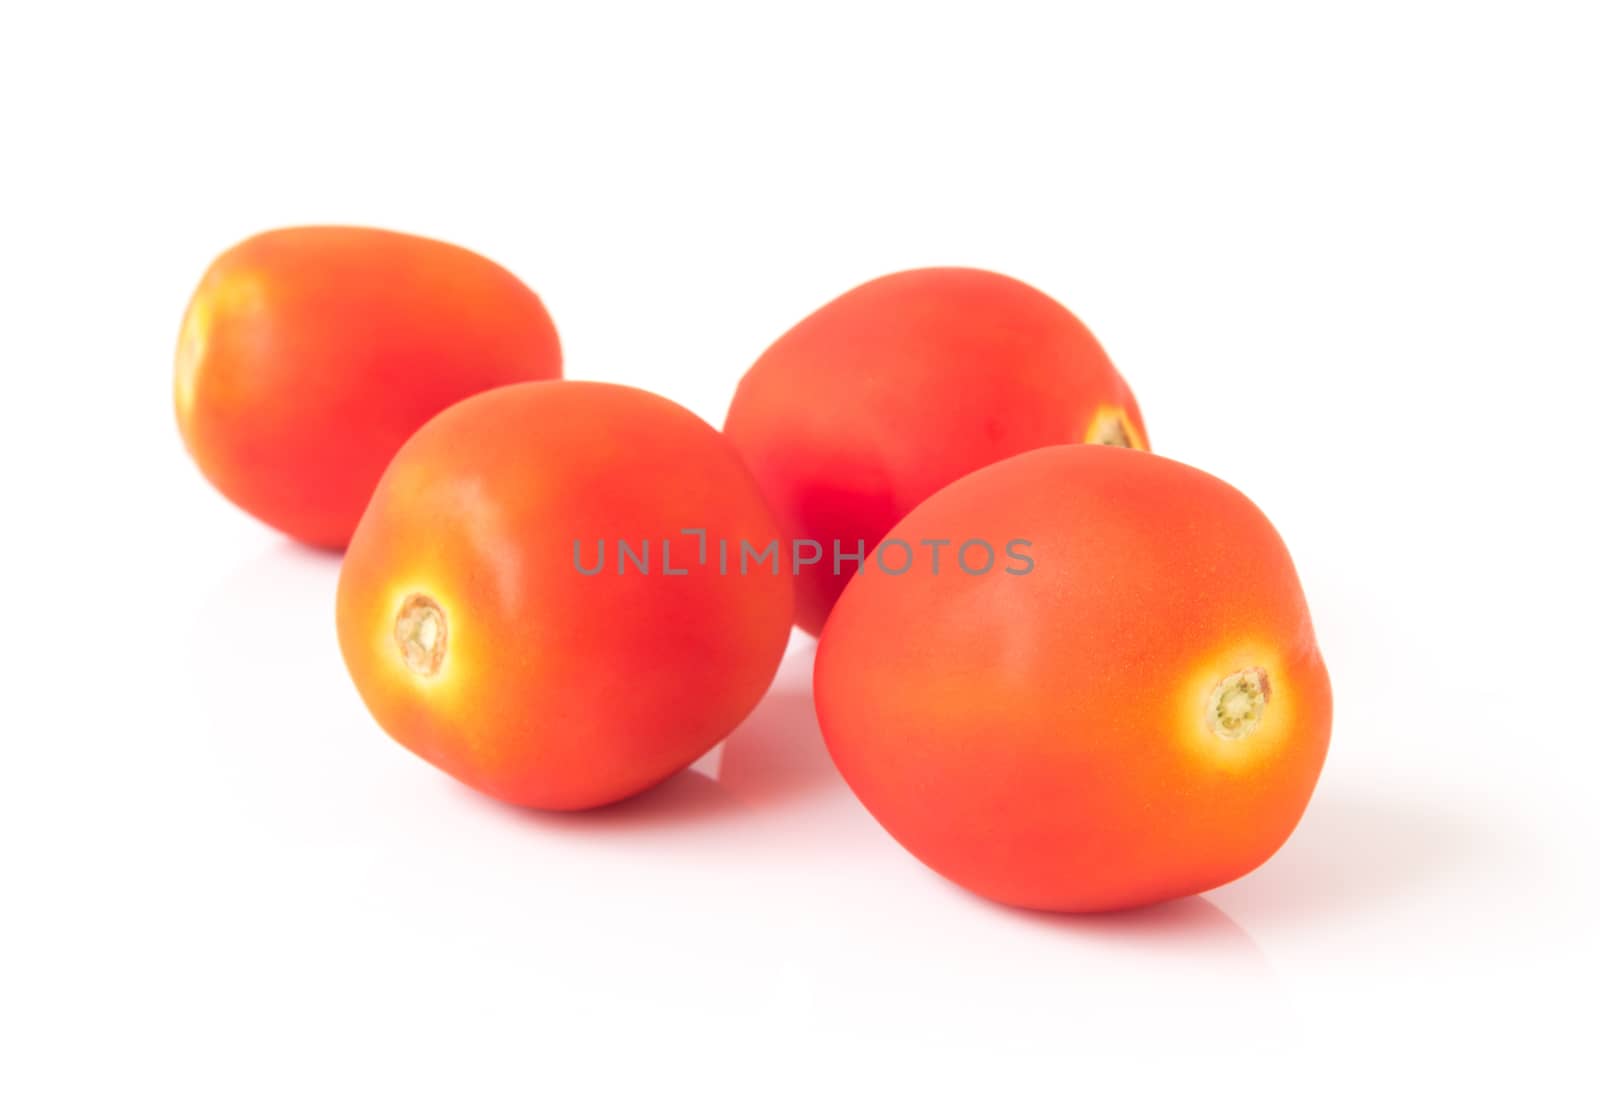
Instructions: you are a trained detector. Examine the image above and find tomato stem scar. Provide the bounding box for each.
[1206,667,1271,740]
[1084,406,1143,450]
[395,594,448,677]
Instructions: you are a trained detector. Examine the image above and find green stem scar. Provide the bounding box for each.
[1206,667,1271,740]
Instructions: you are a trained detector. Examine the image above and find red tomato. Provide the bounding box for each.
[814,445,1332,912]
[176,226,561,548]
[724,267,1147,634]
[336,381,793,810]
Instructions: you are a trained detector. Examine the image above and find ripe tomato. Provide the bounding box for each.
[175,226,561,548]
[814,445,1332,912]
[336,381,793,810]
[724,267,1146,635]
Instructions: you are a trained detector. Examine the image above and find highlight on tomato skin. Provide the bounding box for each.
[812,445,1332,913]
[723,266,1148,637]
[175,225,562,549]
[335,380,794,812]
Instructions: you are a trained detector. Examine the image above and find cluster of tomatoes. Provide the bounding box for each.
[177,227,1331,913]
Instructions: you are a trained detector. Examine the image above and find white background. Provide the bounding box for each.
[3,1,1597,1098]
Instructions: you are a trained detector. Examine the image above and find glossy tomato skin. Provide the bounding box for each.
[814,446,1331,912]
[723,267,1147,636]
[176,226,561,548]
[336,381,793,810]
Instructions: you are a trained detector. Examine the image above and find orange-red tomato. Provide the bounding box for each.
[175,226,561,548]
[814,445,1332,912]
[724,267,1147,635]
[336,381,793,810]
